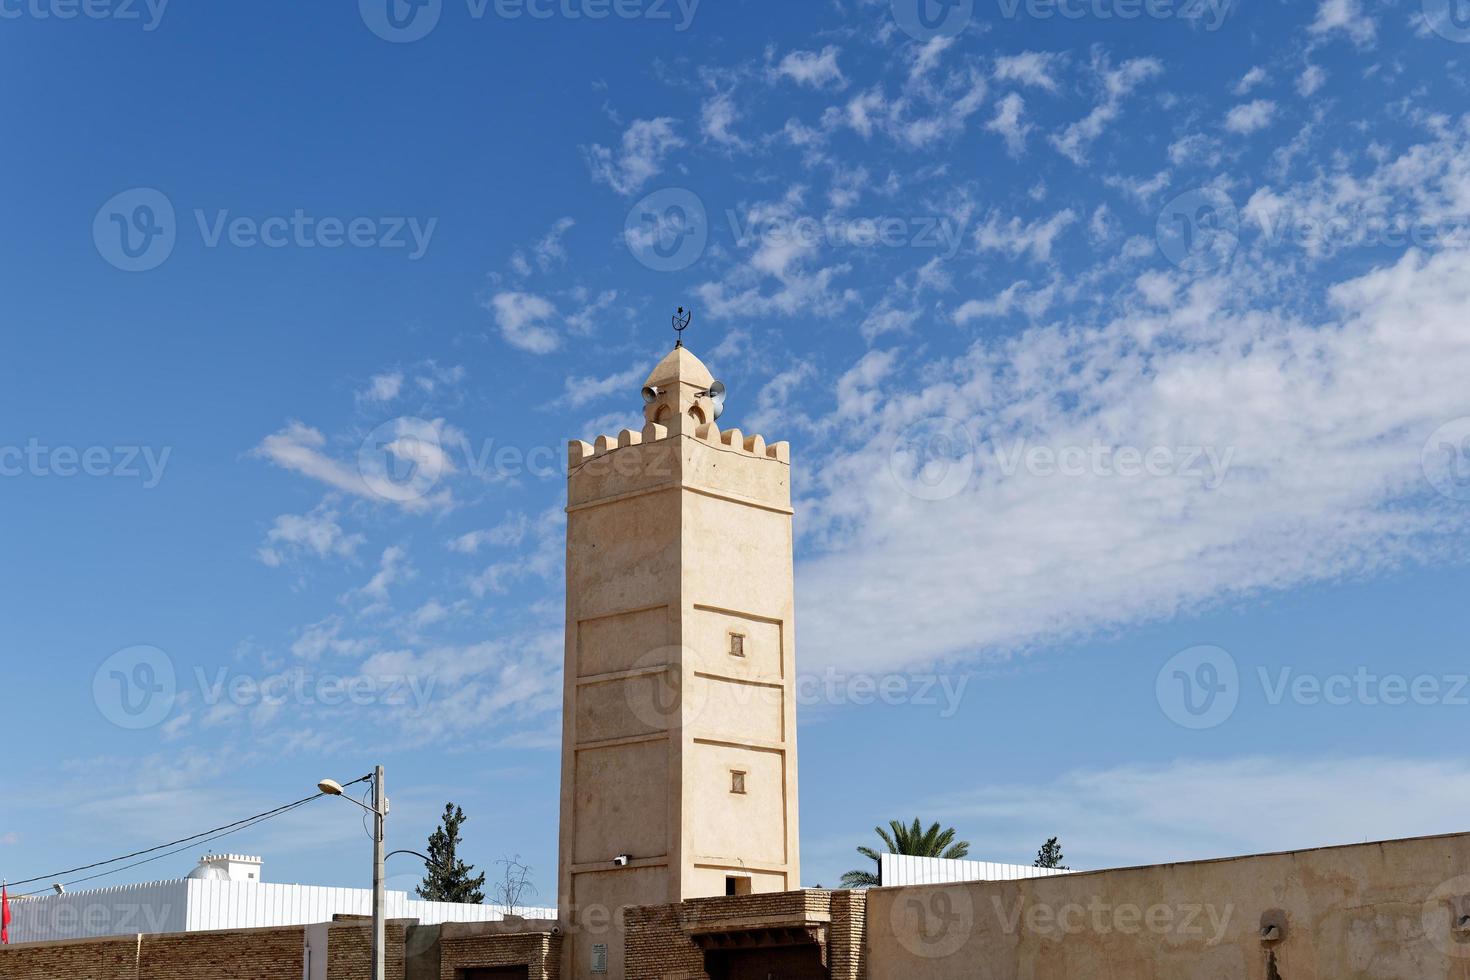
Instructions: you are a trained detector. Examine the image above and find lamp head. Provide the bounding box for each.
[705,380,727,421]
[317,778,344,796]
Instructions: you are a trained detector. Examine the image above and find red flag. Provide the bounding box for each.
[2,882,11,945]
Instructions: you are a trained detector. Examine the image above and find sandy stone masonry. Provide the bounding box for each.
[557,344,802,980]
[567,419,791,469]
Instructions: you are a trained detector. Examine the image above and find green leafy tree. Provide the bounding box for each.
[840,818,971,888]
[1034,836,1068,870]
[416,803,486,903]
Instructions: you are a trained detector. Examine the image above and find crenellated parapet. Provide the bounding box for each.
[568,419,789,469]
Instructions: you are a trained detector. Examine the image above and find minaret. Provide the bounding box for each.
[557,343,800,980]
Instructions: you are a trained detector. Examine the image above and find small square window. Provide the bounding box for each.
[729,633,745,658]
[726,876,752,896]
[730,770,747,795]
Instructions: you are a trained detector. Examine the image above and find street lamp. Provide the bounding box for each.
[317,766,387,980]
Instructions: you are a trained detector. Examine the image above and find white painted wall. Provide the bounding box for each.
[879,853,1075,886]
[6,879,556,944]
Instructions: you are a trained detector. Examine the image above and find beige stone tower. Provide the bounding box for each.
[556,345,800,979]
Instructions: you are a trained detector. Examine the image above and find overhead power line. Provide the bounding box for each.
[2,776,370,895]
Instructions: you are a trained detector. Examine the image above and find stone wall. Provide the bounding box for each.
[324,919,411,980]
[865,832,1470,980]
[0,924,306,980]
[623,888,867,980]
[438,920,562,980]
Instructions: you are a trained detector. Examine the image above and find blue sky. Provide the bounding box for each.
[3,0,1470,902]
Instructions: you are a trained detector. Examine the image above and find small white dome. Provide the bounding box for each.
[187,863,230,881]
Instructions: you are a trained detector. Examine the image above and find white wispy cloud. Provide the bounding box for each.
[796,242,1470,673]
[449,513,532,555]
[257,503,364,567]
[1233,65,1268,95]
[584,117,685,196]
[345,545,414,614]
[486,291,560,354]
[974,208,1077,263]
[1309,0,1376,46]
[992,51,1065,92]
[1050,55,1163,164]
[772,45,848,90]
[1224,99,1277,134]
[1297,64,1328,97]
[510,216,576,276]
[253,420,455,513]
[359,372,403,404]
[701,91,748,148]
[985,92,1030,157]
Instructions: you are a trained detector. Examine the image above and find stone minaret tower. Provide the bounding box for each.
[557,344,800,979]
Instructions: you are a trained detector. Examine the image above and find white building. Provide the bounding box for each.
[7,853,556,945]
[878,853,1075,887]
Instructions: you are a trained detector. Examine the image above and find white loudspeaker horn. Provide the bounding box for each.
[641,385,661,404]
[706,380,727,421]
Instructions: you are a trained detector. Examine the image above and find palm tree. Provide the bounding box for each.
[840,818,970,888]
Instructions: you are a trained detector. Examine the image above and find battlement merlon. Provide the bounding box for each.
[565,346,791,513]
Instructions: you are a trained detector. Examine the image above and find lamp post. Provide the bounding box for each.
[318,766,387,980]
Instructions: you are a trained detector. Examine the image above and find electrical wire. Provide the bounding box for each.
[2,776,370,895]
[16,799,315,897]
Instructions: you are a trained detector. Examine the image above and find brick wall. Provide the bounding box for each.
[623,889,869,980]
[438,924,561,980]
[0,933,141,980]
[0,925,307,980]
[827,890,867,980]
[325,920,410,980]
